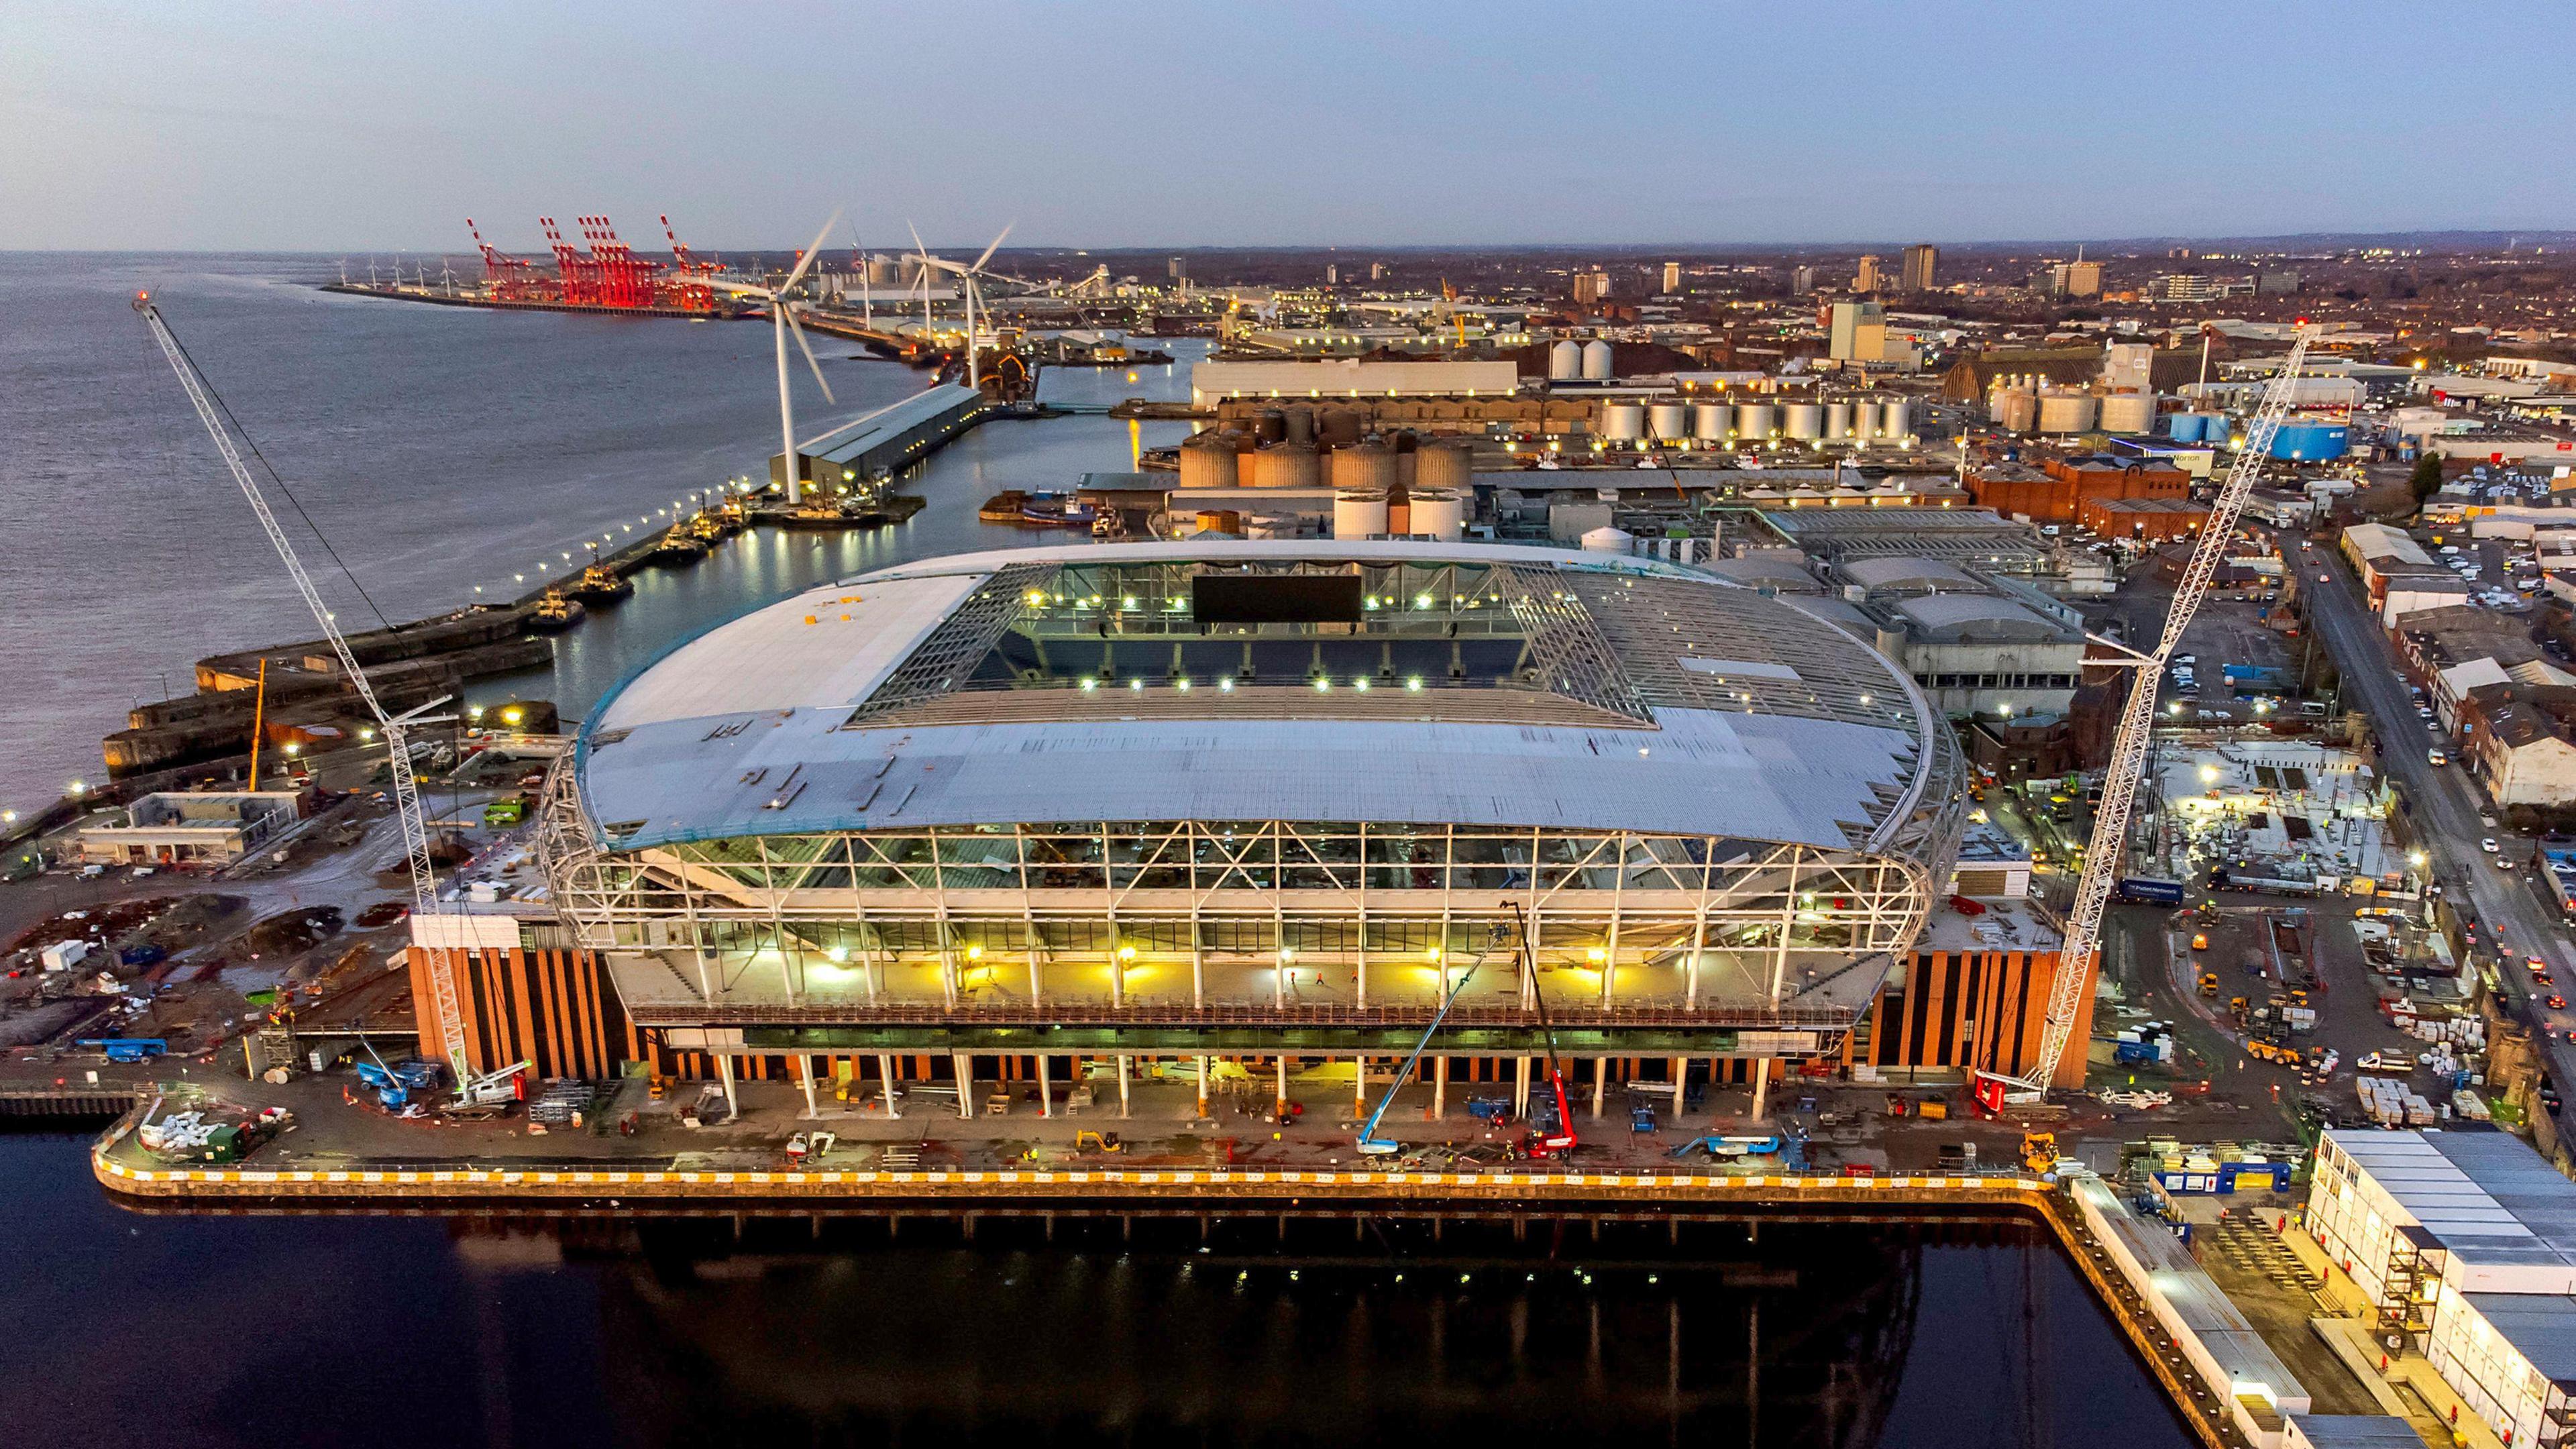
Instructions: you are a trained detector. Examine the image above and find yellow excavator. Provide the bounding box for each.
[2021,1131,2059,1173]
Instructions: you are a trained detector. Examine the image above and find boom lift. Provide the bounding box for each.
[1976,323,2318,1108]
[1354,928,1501,1156]
[133,295,467,1093]
[1505,902,1580,1160]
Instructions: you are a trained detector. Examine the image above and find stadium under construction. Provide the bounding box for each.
[411,539,1978,1115]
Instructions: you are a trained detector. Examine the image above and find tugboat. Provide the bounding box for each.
[653,527,710,562]
[527,590,584,632]
[1018,492,1098,528]
[567,559,633,602]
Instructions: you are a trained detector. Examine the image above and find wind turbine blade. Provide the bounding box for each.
[906,219,928,262]
[787,308,835,405]
[971,221,1016,275]
[781,208,843,292]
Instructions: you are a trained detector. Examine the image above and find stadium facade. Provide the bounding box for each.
[521,541,1968,1113]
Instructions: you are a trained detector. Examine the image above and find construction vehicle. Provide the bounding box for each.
[1465,1095,1513,1125]
[1355,930,1499,1155]
[1915,1096,1949,1122]
[1670,1133,1781,1160]
[449,1060,530,1112]
[2198,971,2219,997]
[2021,1131,2059,1174]
[1503,902,1580,1161]
[1977,325,2318,1106]
[76,1037,168,1064]
[1075,1130,1123,1153]
[1629,1102,1658,1133]
[136,297,466,1095]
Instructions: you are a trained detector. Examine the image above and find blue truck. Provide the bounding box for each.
[2116,876,2188,906]
[76,1038,168,1063]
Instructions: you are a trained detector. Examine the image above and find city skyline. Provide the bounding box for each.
[5,1,2571,252]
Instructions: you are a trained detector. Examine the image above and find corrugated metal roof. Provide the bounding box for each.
[2459,1294,2576,1383]
[2326,1130,2576,1272]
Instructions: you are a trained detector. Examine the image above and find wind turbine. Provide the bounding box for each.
[708,211,841,506]
[908,221,1014,390]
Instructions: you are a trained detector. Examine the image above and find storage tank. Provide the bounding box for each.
[1580,339,1614,380]
[1409,488,1466,539]
[2165,412,2206,443]
[1246,441,1320,488]
[1649,402,1690,442]
[1992,388,2039,433]
[1735,402,1776,441]
[1878,398,1911,440]
[2037,391,2098,434]
[1824,401,1855,440]
[1693,402,1731,441]
[1600,402,1646,443]
[1848,400,1878,441]
[2267,421,2349,462]
[1330,440,1399,492]
[1254,409,1287,445]
[2098,394,2155,435]
[1178,432,1239,490]
[1333,489,1390,539]
[1283,407,1316,446]
[1579,526,1635,555]
[1784,402,1824,440]
[1548,340,1582,380]
[1319,408,1364,448]
[1415,438,1472,492]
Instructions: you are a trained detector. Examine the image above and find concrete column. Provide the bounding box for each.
[1191,949,1205,1010]
[1275,1055,1289,1118]
[1670,1057,1688,1118]
[1116,1054,1132,1118]
[716,1053,738,1118]
[1353,1056,1368,1119]
[1515,1055,1532,1120]
[1432,1054,1448,1119]
[1355,951,1367,1010]
[1196,1054,1210,1118]
[941,954,959,1011]
[953,1052,974,1119]
[877,1053,900,1120]
[1036,1053,1053,1118]
[1591,1056,1607,1119]
[1751,1059,1772,1123]
[1110,951,1125,1008]
[798,1055,819,1120]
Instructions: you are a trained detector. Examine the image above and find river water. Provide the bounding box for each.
[0,1130,2186,1449]
[0,252,1193,812]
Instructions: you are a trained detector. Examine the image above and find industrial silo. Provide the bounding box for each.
[1409,488,1466,539]
[1824,401,1854,440]
[1649,402,1690,442]
[1254,409,1287,445]
[1415,438,1473,493]
[1993,388,2038,433]
[1330,440,1399,492]
[1783,402,1823,440]
[1250,441,1320,488]
[1548,340,1582,380]
[1735,402,1776,441]
[1283,407,1316,447]
[1179,431,1240,490]
[1693,402,1731,441]
[2098,394,2155,435]
[1600,402,1646,443]
[1333,489,1391,539]
[1580,526,1635,555]
[1320,408,1365,448]
[1848,400,1878,441]
[1878,398,1911,440]
[2037,391,2098,434]
[1580,339,1614,380]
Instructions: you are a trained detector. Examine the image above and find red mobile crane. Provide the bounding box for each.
[1504,901,1579,1161]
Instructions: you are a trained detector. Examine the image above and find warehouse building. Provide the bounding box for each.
[433,540,1968,1119]
[1189,359,1521,407]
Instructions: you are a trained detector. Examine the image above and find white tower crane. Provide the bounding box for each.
[1984,323,2318,1103]
[133,293,467,1084]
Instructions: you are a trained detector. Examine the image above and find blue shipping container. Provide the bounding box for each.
[2268,422,2349,462]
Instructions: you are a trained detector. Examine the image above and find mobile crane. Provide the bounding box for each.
[134,294,468,1095]
[1976,323,2318,1108]
[1505,902,1580,1160]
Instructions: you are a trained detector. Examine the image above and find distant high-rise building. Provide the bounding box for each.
[1370,260,1387,282]
[2258,269,2302,295]
[2064,260,2102,298]
[1827,301,1886,362]
[1168,256,1187,282]
[1326,263,1338,286]
[1900,244,1937,293]
[1572,269,1612,307]
[1854,255,1882,293]
[1662,260,1682,294]
[1790,264,1817,294]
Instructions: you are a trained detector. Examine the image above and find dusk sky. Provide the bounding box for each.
[6,1,2568,252]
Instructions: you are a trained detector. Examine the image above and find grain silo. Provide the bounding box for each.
[1992,388,2038,433]
[1330,440,1399,492]
[1548,340,1582,380]
[2037,390,2098,434]
[1178,431,1240,490]
[1414,438,1473,493]
[1580,339,1614,380]
[1319,408,1365,449]
[2098,394,2154,435]
[1283,407,1316,447]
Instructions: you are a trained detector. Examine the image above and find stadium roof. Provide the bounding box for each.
[578,541,1949,855]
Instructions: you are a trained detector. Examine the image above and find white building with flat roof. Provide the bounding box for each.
[1188,359,1521,407]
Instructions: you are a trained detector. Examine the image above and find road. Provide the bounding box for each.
[2292,533,2576,1141]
